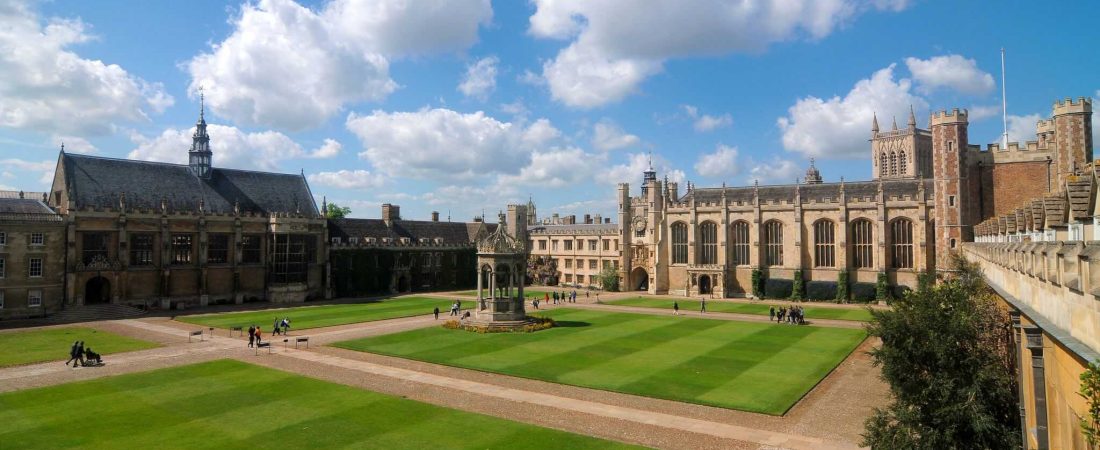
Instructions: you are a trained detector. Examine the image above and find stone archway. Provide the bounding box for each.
[630,267,648,291]
[698,275,712,295]
[85,276,111,304]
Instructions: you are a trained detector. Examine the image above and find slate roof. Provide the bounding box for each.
[680,178,932,204]
[329,218,493,244]
[0,197,62,222]
[58,153,319,217]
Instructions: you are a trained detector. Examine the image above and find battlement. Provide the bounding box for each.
[1037,118,1055,134]
[1052,97,1092,115]
[930,108,968,126]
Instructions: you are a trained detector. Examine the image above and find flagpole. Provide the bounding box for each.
[1001,48,1008,148]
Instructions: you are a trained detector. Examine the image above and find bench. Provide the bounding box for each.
[255,342,272,355]
[295,337,309,349]
[229,326,243,337]
[188,330,204,343]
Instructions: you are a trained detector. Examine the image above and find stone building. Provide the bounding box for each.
[0,192,65,319]
[527,221,620,288]
[46,105,328,310]
[618,97,1093,299]
[327,203,492,296]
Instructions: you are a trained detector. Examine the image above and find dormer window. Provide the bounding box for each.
[331,237,342,245]
[349,237,359,244]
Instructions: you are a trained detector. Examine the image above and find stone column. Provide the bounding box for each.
[1024,326,1049,450]
[1009,311,1027,449]
[476,265,483,301]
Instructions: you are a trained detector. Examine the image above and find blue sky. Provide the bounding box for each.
[1,0,1097,221]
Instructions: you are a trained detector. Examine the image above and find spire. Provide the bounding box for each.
[189,86,213,179]
[871,112,879,134]
[907,105,916,129]
[804,157,822,184]
[60,142,65,153]
[198,86,205,124]
[321,196,328,216]
[892,115,898,131]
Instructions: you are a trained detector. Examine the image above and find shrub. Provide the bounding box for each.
[764,278,793,299]
[790,270,805,301]
[836,271,850,303]
[892,284,912,300]
[441,316,556,333]
[852,282,877,303]
[751,268,764,298]
[806,281,838,301]
[875,272,891,302]
[917,268,936,292]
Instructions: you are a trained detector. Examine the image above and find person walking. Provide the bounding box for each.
[433,307,440,320]
[65,341,81,366]
[673,301,680,315]
[254,328,262,345]
[76,341,85,366]
[699,297,707,314]
[769,306,776,322]
[281,317,291,335]
[272,318,281,336]
[247,325,256,348]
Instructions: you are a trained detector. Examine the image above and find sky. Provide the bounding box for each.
[1,0,1097,221]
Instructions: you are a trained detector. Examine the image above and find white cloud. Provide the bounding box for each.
[605,152,684,186]
[187,0,491,130]
[0,1,172,135]
[307,169,383,190]
[968,105,1001,122]
[682,105,732,132]
[778,64,927,159]
[747,158,801,185]
[497,147,599,188]
[127,123,335,171]
[51,135,97,154]
[347,108,557,181]
[1005,114,1042,144]
[591,121,641,151]
[309,139,341,159]
[499,99,529,118]
[458,56,499,101]
[517,69,545,86]
[529,0,907,108]
[694,144,740,178]
[0,158,54,185]
[905,54,995,95]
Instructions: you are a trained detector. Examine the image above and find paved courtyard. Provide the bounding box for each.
[0,291,888,450]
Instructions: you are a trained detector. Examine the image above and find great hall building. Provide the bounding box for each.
[529,97,1093,299]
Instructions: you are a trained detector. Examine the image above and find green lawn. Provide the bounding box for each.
[177,297,460,331]
[454,289,554,298]
[608,297,875,322]
[335,309,866,415]
[0,359,637,449]
[0,327,158,368]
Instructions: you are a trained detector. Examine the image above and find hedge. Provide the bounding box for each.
[806,281,838,301]
[764,278,793,299]
[852,282,877,303]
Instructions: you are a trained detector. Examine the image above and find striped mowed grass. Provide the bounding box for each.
[177,296,459,331]
[335,309,867,415]
[608,297,875,322]
[0,359,640,449]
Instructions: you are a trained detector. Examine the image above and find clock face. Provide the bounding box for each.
[633,216,647,231]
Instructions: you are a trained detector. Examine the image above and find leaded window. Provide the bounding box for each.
[171,234,193,265]
[891,219,914,269]
[671,222,688,264]
[207,234,229,264]
[731,221,750,265]
[82,233,109,265]
[130,234,154,266]
[852,219,874,269]
[764,220,783,266]
[241,235,262,264]
[813,220,835,267]
[699,222,718,264]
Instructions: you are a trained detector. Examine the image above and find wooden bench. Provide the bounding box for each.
[295,337,309,349]
[255,342,272,355]
[188,330,204,343]
[230,326,243,337]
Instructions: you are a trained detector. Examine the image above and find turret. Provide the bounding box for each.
[907,105,916,130]
[929,108,972,270]
[1051,97,1093,186]
[188,90,213,179]
[871,112,879,136]
[804,158,822,184]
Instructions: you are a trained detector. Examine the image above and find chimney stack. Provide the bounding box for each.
[431,211,439,222]
[382,203,400,223]
[584,214,592,224]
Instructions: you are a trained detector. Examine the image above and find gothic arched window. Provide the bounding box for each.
[813,219,835,267]
[899,150,908,175]
[852,219,874,269]
[731,221,750,266]
[699,221,718,264]
[888,152,897,176]
[671,222,688,264]
[891,218,914,269]
[764,220,784,266]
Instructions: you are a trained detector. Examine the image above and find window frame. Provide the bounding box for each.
[890,218,914,269]
[813,219,836,268]
[207,234,230,264]
[171,234,193,265]
[851,219,875,269]
[28,290,41,307]
[763,220,784,267]
[130,233,155,267]
[28,257,43,278]
[29,232,44,246]
[82,232,109,265]
[698,221,718,265]
[671,222,688,264]
[730,221,750,266]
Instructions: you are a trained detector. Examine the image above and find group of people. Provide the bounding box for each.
[671,298,708,315]
[549,290,578,304]
[270,317,292,335]
[769,305,806,325]
[247,325,264,347]
[64,341,102,367]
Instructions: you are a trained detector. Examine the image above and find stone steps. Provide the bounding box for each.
[50,304,147,323]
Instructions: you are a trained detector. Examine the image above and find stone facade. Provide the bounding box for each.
[0,192,65,319]
[527,222,620,288]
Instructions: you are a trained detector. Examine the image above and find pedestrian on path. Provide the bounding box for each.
[272,318,282,336]
[247,325,256,348]
[65,341,81,366]
[700,298,707,314]
[769,306,775,322]
[673,301,679,315]
[433,307,440,320]
[254,328,262,345]
[281,317,291,335]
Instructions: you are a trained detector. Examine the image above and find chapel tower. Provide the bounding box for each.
[189,92,213,179]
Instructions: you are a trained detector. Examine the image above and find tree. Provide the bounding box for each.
[1082,361,1100,447]
[325,203,351,219]
[862,255,1019,449]
[597,266,619,292]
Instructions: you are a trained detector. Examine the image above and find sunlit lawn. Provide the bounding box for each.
[608,297,874,322]
[0,327,158,368]
[177,297,458,331]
